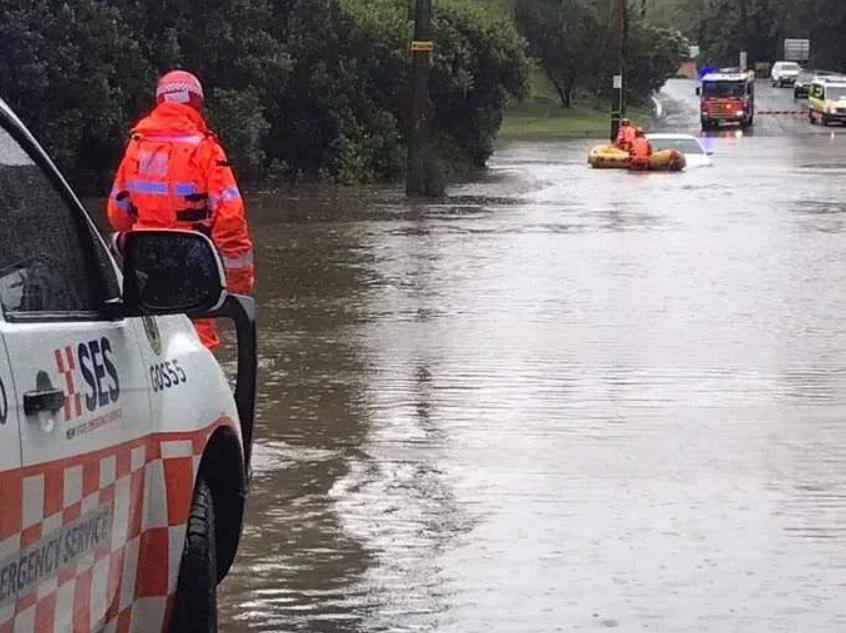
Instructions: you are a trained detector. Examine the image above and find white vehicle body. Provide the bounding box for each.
[0,98,254,631]
[808,76,846,126]
[771,61,801,86]
[647,134,713,169]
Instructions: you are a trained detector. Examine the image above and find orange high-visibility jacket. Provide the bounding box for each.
[615,126,636,149]
[629,137,652,161]
[107,102,254,295]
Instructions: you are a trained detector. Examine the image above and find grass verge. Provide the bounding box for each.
[499,68,654,142]
[500,96,654,141]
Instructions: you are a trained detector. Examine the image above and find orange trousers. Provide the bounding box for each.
[193,318,220,351]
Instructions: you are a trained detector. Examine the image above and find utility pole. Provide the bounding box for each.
[610,0,627,142]
[407,0,441,197]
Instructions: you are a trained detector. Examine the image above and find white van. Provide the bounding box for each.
[771,61,801,87]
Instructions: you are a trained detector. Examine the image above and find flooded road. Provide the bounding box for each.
[218,79,846,631]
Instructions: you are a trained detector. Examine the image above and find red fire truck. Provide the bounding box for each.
[698,70,756,130]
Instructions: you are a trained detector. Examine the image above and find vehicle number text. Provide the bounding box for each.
[150,360,187,393]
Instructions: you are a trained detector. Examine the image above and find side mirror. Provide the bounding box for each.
[121,230,227,317]
[119,229,258,471]
[695,86,701,96]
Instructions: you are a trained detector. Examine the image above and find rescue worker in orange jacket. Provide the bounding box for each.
[628,127,652,170]
[614,118,637,151]
[108,70,254,350]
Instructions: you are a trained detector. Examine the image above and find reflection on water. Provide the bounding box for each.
[218,86,846,631]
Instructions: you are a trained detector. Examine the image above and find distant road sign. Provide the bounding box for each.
[784,38,810,61]
[411,40,434,53]
[689,45,700,59]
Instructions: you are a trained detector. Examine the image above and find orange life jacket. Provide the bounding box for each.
[616,126,636,149]
[630,137,652,160]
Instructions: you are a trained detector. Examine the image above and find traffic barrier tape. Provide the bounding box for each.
[756,110,807,115]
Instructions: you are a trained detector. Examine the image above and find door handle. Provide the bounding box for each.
[24,389,65,416]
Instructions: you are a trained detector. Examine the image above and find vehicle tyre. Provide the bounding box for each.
[822,114,830,127]
[169,476,218,633]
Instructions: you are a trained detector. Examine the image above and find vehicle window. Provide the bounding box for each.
[826,86,846,100]
[702,81,745,98]
[0,125,112,316]
[782,63,800,71]
[649,138,704,154]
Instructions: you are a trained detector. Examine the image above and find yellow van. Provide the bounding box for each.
[808,77,846,126]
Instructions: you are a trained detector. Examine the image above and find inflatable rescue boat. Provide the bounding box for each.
[588,145,687,172]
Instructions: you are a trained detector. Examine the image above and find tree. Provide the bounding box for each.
[515,0,687,109]
[515,0,608,108]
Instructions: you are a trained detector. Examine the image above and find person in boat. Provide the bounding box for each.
[614,118,637,151]
[628,127,652,170]
[107,70,255,350]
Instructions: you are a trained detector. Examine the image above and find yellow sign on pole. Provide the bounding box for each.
[411,40,434,53]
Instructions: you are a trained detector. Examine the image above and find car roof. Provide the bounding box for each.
[646,134,700,140]
[702,73,748,82]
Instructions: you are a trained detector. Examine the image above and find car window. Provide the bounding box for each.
[0,124,115,317]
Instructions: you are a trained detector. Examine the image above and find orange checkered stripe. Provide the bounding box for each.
[0,420,228,633]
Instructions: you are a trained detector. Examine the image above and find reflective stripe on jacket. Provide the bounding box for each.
[107,102,254,295]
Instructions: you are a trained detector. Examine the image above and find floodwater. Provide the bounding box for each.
[217,79,846,631]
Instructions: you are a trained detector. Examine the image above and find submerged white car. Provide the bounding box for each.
[647,134,713,169]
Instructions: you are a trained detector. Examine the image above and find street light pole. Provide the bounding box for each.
[407,0,436,197]
[610,0,627,142]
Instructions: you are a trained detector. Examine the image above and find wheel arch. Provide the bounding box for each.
[196,426,247,582]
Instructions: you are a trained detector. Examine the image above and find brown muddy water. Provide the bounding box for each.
[207,80,846,631]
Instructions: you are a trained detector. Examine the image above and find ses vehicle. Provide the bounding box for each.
[0,98,257,632]
[808,76,846,126]
[697,71,755,130]
[771,61,801,87]
[647,134,713,169]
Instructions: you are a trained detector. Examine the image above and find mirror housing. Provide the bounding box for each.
[121,230,227,318]
[695,86,701,96]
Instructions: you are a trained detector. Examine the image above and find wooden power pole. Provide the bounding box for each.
[407,0,440,197]
[610,0,627,142]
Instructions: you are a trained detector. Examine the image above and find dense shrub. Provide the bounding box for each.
[0,0,529,188]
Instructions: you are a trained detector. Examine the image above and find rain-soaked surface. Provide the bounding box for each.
[217,79,846,631]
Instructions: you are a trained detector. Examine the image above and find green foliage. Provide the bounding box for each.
[432,2,530,166]
[646,0,846,72]
[267,0,409,183]
[515,0,688,110]
[0,0,151,178]
[0,0,530,187]
[205,88,270,182]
